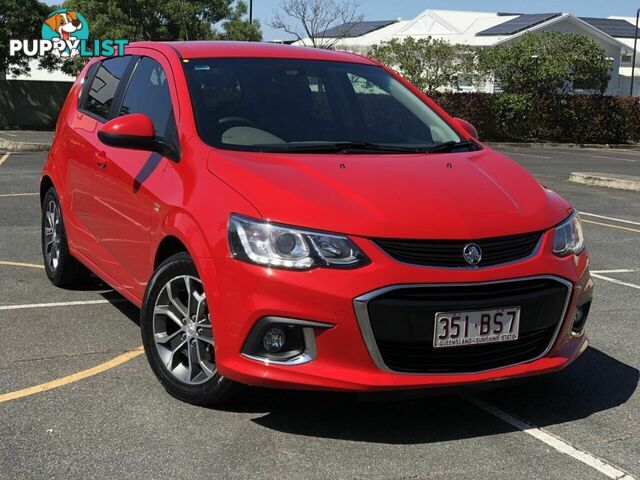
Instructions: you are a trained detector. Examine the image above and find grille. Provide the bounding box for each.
[364,278,569,374]
[374,231,542,268]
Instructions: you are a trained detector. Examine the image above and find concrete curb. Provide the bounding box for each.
[487,142,640,151]
[569,172,640,192]
[0,138,50,152]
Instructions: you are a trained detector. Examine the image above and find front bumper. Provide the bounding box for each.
[197,229,593,391]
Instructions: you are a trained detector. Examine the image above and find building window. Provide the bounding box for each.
[457,74,474,89]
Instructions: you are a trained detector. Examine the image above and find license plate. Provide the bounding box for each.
[433,307,520,348]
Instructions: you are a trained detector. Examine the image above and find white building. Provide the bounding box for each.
[295,9,640,96]
[3,59,75,82]
[607,16,640,95]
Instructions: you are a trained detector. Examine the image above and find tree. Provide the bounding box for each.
[270,0,363,49]
[368,37,477,94]
[221,1,262,41]
[477,32,612,95]
[0,0,51,76]
[46,0,261,75]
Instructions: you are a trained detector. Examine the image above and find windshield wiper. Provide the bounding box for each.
[260,142,431,154]
[257,141,478,154]
[426,140,478,154]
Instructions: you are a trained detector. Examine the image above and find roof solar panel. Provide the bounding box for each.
[319,20,397,38]
[580,17,640,38]
[477,13,562,36]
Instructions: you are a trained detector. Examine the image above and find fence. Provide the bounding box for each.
[0,80,73,130]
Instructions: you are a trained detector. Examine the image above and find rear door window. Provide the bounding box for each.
[83,56,132,120]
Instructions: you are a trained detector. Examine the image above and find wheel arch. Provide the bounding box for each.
[39,175,55,207]
[152,210,219,283]
[154,235,189,269]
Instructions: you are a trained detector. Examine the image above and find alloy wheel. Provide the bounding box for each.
[152,275,216,385]
[44,200,61,271]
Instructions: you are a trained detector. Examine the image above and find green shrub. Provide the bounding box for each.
[431,92,640,144]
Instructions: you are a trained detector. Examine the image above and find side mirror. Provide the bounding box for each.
[454,118,479,140]
[97,113,180,162]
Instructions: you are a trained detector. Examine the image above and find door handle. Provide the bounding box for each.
[95,151,107,169]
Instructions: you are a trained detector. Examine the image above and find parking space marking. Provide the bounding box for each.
[563,152,638,163]
[583,148,640,157]
[0,153,10,166]
[581,213,640,227]
[582,220,640,234]
[0,192,38,198]
[0,298,126,311]
[592,269,639,274]
[467,396,637,480]
[0,260,44,269]
[505,152,552,159]
[591,273,640,291]
[0,346,144,404]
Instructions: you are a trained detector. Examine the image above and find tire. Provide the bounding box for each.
[140,252,243,406]
[41,187,91,287]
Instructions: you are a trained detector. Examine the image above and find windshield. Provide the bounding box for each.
[184,58,462,152]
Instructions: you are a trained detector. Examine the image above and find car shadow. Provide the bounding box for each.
[219,347,638,445]
[100,291,141,327]
[57,274,111,291]
[91,290,639,444]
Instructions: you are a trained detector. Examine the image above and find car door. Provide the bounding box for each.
[64,56,132,259]
[91,56,179,299]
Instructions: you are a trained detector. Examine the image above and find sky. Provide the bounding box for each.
[43,0,640,41]
[255,0,640,41]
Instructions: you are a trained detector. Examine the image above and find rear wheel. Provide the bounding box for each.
[41,187,91,287]
[140,252,242,406]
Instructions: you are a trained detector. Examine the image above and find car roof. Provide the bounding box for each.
[126,41,377,65]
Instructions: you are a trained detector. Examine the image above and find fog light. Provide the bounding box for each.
[262,327,286,353]
[572,302,590,333]
[574,307,584,324]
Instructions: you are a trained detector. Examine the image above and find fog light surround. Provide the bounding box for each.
[571,301,591,335]
[242,317,333,365]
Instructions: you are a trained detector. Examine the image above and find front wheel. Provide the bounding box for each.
[140,252,242,406]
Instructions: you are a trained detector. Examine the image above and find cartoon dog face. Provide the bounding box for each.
[44,11,83,41]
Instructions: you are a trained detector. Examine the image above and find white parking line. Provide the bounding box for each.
[591,269,639,274]
[506,152,552,159]
[591,273,640,290]
[0,299,126,311]
[0,192,39,198]
[581,212,640,227]
[467,397,637,480]
[565,152,637,163]
[0,153,10,166]
[0,131,17,137]
[583,148,640,157]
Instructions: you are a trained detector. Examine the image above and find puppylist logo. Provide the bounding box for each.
[9,9,128,60]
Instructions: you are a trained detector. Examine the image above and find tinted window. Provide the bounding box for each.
[183,58,460,151]
[84,56,131,120]
[348,73,431,142]
[120,57,176,142]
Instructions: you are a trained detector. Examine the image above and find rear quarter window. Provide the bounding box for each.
[82,56,132,120]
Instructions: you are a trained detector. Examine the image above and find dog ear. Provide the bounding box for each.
[44,13,61,32]
[68,11,78,21]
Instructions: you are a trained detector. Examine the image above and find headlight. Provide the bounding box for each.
[228,215,369,270]
[552,211,585,257]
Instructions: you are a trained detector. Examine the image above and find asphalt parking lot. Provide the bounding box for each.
[0,146,639,479]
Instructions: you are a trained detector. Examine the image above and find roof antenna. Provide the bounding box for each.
[179,0,189,40]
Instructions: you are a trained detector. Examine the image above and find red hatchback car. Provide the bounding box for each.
[41,41,593,406]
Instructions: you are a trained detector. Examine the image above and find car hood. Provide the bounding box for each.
[206,148,571,239]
